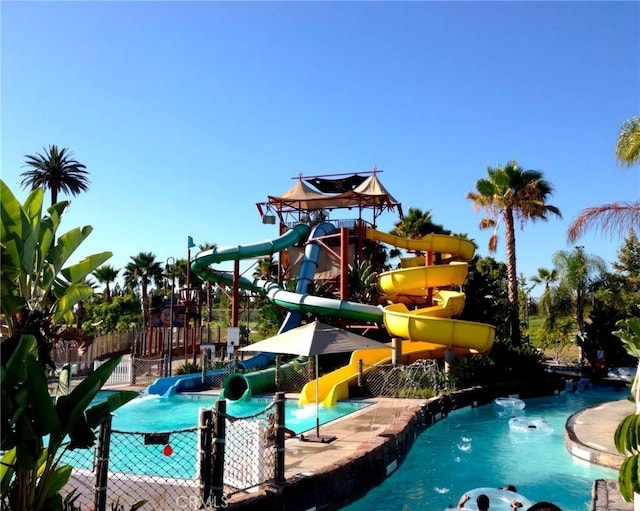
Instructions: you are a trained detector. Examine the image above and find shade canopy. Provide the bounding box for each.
[239,320,389,357]
[240,320,388,443]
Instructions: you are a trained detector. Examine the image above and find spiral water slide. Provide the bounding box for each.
[297,228,495,407]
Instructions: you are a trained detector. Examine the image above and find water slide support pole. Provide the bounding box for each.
[340,227,349,301]
[392,338,402,365]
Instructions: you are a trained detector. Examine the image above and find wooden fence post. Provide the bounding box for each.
[212,399,226,509]
[93,416,112,511]
[199,408,214,506]
[275,392,286,484]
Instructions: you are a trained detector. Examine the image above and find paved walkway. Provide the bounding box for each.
[281,396,425,480]
[565,398,634,510]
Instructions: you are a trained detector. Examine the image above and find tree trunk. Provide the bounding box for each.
[504,208,521,345]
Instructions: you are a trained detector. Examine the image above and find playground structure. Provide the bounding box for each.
[147,168,496,402]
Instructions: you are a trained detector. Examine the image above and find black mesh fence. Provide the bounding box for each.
[362,359,449,399]
[48,394,289,511]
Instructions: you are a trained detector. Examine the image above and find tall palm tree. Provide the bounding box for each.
[568,116,640,243]
[467,160,562,345]
[123,252,163,323]
[20,145,90,207]
[92,264,119,303]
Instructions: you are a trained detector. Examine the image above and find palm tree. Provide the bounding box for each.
[389,207,450,260]
[567,117,640,243]
[616,116,640,167]
[467,160,562,345]
[198,242,217,322]
[390,207,450,239]
[123,252,163,323]
[552,246,607,361]
[93,264,119,303]
[20,145,90,207]
[531,267,559,318]
[253,255,278,281]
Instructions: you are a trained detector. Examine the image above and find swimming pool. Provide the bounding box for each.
[109,393,370,433]
[65,393,370,480]
[342,383,623,511]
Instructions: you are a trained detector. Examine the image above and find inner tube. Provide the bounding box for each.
[508,416,553,435]
[458,487,533,511]
[494,397,525,410]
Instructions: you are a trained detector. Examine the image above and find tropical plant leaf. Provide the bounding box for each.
[615,413,639,454]
[85,390,139,429]
[45,464,72,498]
[618,454,640,502]
[25,355,60,438]
[47,226,94,274]
[51,282,95,324]
[54,356,122,449]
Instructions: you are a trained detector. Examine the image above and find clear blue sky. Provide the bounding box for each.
[2,1,638,296]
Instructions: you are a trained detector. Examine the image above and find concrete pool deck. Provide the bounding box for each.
[564,398,634,511]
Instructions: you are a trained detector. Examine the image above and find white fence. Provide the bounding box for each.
[94,358,132,387]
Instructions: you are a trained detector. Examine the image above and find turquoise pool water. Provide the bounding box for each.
[109,393,370,433]
[64,393,370,479]
[343,383,624,511]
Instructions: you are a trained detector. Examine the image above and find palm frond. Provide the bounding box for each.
[567,201,640,243]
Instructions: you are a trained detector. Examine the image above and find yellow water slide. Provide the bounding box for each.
[299,228,495,407]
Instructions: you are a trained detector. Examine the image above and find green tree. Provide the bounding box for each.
[82,294,142,334]
[467,160,562,345]
[612,229,640,314]
[568,116,640,243]
[20,145,90,207]
[390,207,450,239]
[531,267,559,318]
[123,252,163,320]
[388,207,450,260]
[616,116,640,167]
[92,264,119,303]
[552,246,607,361]
[459,256,509,340]
[253,255,278,281]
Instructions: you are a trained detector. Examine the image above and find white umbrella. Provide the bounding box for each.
[240,320,389,442]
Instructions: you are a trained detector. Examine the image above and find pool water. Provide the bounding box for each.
[343,383,625,511]
[63,393,370,480]
[109,393,370,434]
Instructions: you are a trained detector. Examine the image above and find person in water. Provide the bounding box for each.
[526,503,562,511]
[458,493,490,510]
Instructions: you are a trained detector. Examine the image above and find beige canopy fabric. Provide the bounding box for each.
[263,172,403,217]
[239,320,388,357]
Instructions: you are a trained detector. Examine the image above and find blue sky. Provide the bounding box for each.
[2,1,638,296]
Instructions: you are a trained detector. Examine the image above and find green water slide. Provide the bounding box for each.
[191,223,383,400]
[191,224,383,324]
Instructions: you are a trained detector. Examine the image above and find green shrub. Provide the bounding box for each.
[175,362,202,374]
